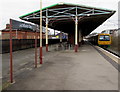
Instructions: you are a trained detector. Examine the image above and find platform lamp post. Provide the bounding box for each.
[40,0,42,64]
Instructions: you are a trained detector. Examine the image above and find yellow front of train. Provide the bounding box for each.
[98,33,111,48]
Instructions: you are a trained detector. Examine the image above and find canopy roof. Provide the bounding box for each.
[20,3,115,36]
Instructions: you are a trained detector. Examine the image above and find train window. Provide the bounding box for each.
[99,36,104,41]
[99,35,110,41]
[104,35,110,41]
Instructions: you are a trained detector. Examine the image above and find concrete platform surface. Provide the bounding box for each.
[4,43,118,90]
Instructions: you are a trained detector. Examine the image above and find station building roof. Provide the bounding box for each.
[20,3,116,36]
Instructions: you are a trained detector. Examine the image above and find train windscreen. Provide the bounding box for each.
[99,35,110,41]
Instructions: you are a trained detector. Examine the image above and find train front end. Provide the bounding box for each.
[98,33,111,48]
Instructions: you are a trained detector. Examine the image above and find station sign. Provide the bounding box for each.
[11,19,37,31]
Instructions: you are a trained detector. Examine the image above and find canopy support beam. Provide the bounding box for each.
[75,7,78,52]
[46,9,49,52]
[40,0,42,64]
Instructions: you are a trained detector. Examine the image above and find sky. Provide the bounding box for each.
[0,0,119,34]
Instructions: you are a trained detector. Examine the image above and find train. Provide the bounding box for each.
[101,29,119,56]
[0,29,67,53]
[0,20,68,53]
[87,33,111,48]
[87,28,120,56]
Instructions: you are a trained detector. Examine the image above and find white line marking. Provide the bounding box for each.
[95,46,119,64]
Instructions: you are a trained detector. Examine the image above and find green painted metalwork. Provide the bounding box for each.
[19,2,115,18]
[19,3,58,18]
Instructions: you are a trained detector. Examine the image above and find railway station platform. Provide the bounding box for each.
[2,42,118,90]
